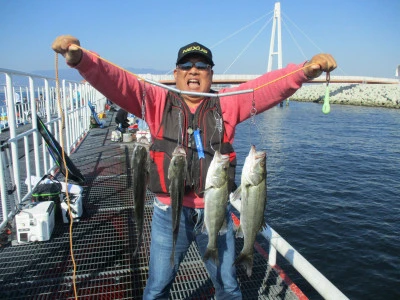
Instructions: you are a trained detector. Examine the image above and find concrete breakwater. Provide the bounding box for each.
[290,83,400,108]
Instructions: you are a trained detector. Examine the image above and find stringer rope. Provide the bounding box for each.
[71,44,323,98]
[253,64,311,91]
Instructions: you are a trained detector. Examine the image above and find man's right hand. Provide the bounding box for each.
[51,35,82,66]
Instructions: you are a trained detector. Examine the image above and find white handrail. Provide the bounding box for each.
[0,68,107,229]
[230,197,349,300]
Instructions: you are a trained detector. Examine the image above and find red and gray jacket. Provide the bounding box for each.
[149,91,237,197]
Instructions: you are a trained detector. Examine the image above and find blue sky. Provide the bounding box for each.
[1,0,399,78]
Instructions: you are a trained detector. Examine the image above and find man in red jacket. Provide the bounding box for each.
[52,35,336,299]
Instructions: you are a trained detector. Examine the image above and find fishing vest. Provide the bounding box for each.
[149,91,237,197]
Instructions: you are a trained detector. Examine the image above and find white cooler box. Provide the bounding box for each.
[15,201,55,243]
[25,176,83,223]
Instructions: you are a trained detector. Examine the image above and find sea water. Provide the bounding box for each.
[233,101,400,299]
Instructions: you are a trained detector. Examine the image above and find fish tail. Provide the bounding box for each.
[170,244,175,266]
[219,219,228,235]
[203,247,219,265]
[170,231,177,266]
[234,252,254,277]
[235,225,244,238]
[201,223,208,234]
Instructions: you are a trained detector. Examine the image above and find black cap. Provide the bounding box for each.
[176,42,214,66]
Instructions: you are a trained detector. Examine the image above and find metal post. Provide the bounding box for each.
[30,76,41,177]
[267,2,282,72]
[0,143,9,224]
[5,73,21,204]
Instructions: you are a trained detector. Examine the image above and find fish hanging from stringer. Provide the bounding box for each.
[168,110,187,265]
[232,93,268,277]
[203,111,230,264]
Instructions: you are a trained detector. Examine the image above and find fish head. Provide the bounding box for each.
[133,142,149,162]
[168,146,187,179]
[172,145,186,157]
[252,151,266,175]
[137,136,150,146]
[205,151,230,188]
[243,146,266,186]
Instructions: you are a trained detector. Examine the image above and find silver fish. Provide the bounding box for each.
[131,136,150,257]
[234,145,267,277]
[203,151,230,264]
[168,145,187,265]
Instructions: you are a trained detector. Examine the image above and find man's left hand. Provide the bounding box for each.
[304,54,337,79]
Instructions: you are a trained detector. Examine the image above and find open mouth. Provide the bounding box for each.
[188,79,200,88]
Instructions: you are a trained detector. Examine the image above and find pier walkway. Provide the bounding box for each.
[0,111,302,299]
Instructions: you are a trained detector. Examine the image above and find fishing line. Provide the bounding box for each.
[248,93,267,149]
[247,91,258,146]
[177,110,184,146]
[55,54,78,300]
[140,82,147,129]
[209,108,223,152]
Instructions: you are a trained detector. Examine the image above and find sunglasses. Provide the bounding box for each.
[177,61,211,71]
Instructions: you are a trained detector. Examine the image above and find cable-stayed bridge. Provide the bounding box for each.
[139,2,399,86]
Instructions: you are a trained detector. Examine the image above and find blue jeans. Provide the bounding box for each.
[143,199,242,300]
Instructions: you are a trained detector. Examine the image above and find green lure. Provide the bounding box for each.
[322,72,331,114]
[322,85,330,114]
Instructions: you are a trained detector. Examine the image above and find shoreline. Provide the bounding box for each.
[289,83,400,109]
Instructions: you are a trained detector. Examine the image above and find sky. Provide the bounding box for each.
[0,0,399,78]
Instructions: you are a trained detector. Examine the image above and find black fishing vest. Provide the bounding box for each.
[149,91,237,197]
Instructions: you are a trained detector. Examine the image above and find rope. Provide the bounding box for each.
[55,54,78,300]
[253,64,311,91]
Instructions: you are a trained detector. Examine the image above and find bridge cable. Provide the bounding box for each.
[282,11,347,75]
[223,16,273,74]
[282,11,325,54]
[163,10,274,76]
[210,10,274,49]
[281,18,308,61]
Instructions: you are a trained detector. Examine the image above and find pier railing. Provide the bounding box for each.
[230,197,349,300]
[0,68,106,229]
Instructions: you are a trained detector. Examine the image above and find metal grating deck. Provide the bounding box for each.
[0,112,302,299]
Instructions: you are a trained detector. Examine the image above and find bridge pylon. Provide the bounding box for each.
[267,2,282,72]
